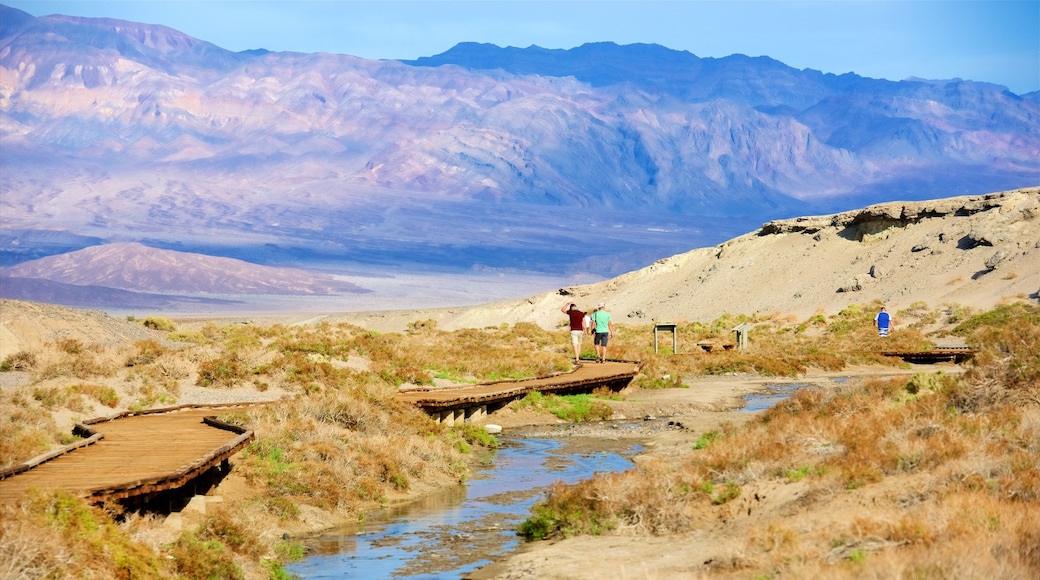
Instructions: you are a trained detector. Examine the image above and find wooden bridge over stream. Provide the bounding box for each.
[0,361,641,505]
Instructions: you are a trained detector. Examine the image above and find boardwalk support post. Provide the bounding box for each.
[465,405,487,424]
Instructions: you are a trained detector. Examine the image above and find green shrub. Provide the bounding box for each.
[167,531,243,580]
[454,424,500,449]
[514,392,613,422]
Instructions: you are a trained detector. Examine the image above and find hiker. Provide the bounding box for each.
[590,302,615,363]
[875,306,892,337]
[561,302,588,363]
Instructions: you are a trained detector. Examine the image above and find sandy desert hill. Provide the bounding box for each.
[0,187,1036,356]
[332,187,1040,332]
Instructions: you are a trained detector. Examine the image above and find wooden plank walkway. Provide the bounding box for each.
[881,348,976,364]
[1,361,638,505]
[0,408,252,505]
[397,360,641,412]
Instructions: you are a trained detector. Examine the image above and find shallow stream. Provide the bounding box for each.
[288,385,802,578]
[286,435,641,579]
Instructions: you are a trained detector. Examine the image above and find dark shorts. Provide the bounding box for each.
[594,332,609,347]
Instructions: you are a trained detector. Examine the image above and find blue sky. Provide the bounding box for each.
[6,1,1039,94]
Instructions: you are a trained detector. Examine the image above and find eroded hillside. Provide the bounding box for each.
[334,187,1040,332]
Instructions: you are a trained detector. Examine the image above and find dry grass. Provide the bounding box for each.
[2,302,1035,578]
[0,318,523,579]
[608,301,936,388]
[518,302,1040,577]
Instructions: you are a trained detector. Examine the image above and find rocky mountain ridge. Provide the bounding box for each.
[1,4,1037,278]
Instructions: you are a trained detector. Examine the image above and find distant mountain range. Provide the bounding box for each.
[0,242,369,309]
[0,3,1037,285]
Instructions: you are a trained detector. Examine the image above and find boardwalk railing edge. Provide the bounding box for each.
[0,427,104,480]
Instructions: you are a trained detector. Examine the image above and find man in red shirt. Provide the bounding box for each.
[561,302,588,363]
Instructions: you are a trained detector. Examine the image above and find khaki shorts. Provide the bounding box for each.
[570,330,584,346]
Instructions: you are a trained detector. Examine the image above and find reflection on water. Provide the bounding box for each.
[287,437,638,579]
[742,383,806,412]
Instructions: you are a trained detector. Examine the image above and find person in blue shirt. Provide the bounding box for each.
[875,306,892,337]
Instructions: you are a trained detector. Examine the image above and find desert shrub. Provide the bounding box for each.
[0,393,57,466]
[54,338,84,354]
[71,383,120,408]
[197,352,248,388]
[32,386,72,410]
[166,330,211,344]
[35,347,116,381]
[693,429,723,450]
[802,347,846,371]
[637,371,684,389]
[518,478,621,540]
[952,303,1040,409]
[700,352,804,377]
[380,364,432,387]
[150,352,193,380]
[514,392,613,422]
[142,316,176,331]
[166,530,242,579]
[407,318,437,333]
[124,339,167,366]
[2,350,37,371]
[454,423,500,449]
[945,303,977,325]
[197,510,263,558]
[0,491,168,579]
[232,389,471,514]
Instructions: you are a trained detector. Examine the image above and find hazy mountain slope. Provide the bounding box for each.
[0,277,243,309]
[0,242,370,295]
[334,187,1040,332]
[1,4,1037,279]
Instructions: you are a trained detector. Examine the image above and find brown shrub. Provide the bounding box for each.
[196,352,248,388]
[2,350,37,371]
[955,303,1040,410]
[125,339,167,366]
[0,393,56,467]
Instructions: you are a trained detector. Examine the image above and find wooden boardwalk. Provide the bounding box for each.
[881,348,976,364]
[0,407,253,505]
[398,360,641,414]
[1,361,638,504]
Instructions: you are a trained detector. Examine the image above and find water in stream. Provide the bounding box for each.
[287,436,641,579]
[288,384,806,578]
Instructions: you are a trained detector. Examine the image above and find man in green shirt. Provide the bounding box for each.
[590,302,615,363]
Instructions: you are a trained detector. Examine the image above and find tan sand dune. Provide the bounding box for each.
[331,186,1040,333]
